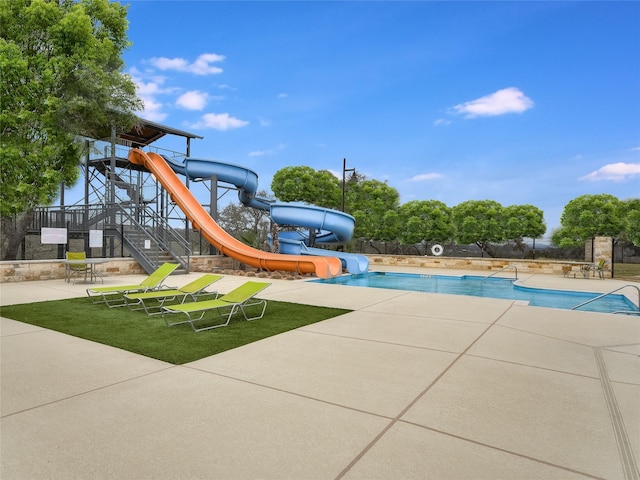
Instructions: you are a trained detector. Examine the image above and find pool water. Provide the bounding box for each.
[312,272,638,314]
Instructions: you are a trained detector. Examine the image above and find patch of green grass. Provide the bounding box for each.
[615,263,640,278]
[0,297,350,364]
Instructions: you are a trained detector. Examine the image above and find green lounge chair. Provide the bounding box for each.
[86,262,179,307]
[161,281,271,332]
[66,251,91,285]
[123,274,223,315]
[595,258,607,279]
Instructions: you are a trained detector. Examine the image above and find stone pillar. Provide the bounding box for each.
[585,236,612,277]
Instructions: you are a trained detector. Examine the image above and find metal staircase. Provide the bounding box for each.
[29,203,190,274]
[113,204,190,273]
[86,140,191,274]
[23,121,210,271]
[92,162,146,206]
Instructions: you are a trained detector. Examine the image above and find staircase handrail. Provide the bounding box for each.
[112,204,190,271]
[29,204,109,231]
[482,264,518,281]
[571,284,640,313]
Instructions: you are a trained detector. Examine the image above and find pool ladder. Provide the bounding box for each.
[482,265,518,281]
[571,284,640,315]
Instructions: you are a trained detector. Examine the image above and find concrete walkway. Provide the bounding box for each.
[1,269,639,479]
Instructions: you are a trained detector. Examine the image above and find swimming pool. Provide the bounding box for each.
[312,272,639,314]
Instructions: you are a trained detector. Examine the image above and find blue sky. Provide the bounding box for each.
[113,1,639,238]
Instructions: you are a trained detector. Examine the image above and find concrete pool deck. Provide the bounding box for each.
[1,268,639,479]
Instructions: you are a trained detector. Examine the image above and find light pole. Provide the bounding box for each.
[341,158,356,212]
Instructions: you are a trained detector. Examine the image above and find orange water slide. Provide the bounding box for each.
[128,149,342,279]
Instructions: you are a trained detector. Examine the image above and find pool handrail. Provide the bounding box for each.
[571,284,640,313]
[482,264,518,281]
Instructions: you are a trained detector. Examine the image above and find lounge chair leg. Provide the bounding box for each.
[239,300,267,321]
[192,311,234,332]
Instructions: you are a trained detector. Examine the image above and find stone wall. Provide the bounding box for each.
[366,254,610,278]
[190,255,235,272]
[2,253,610,282]
[0,255,232,283]
[585,236,613,265]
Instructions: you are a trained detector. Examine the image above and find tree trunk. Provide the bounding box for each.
[271,223,279,254]
[2,210,34,260]
[368,240,381,254]
[477,241,498,258]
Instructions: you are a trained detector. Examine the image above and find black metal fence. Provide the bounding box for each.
[352,239,640,263]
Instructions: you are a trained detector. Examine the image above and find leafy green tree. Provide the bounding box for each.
[270,166,341,210]
[503,204,546,256]
[397,200,454,245]
[380,210,400,245]
[620,198,640,246]
[270,166,400,247]
[452,200,505,256]
[349,179,400,242]
[1,0,142,259]
[551,194,624,247]
[219,192,273,248]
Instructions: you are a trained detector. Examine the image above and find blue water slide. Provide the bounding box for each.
[276,231,370,275]
[163,156,260,193]
[270,203,352,243]
[161,155,369,274]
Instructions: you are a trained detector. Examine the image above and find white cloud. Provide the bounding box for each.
[410,173,444,182]
[139,97,167,122]
[131,55,242,125]
[148,53,225,75]
[191,53,226,75]
[578,162,640,182]
[130,68,177,121]
[150,57,188,71]
[452,87,534,118]
[189,112,249,131]
[277,93,288,98]
[434,118,451,126]
[248,144,286,157]
[176,90,208,110]
[133,81,168,122]
[135,81,162,97]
